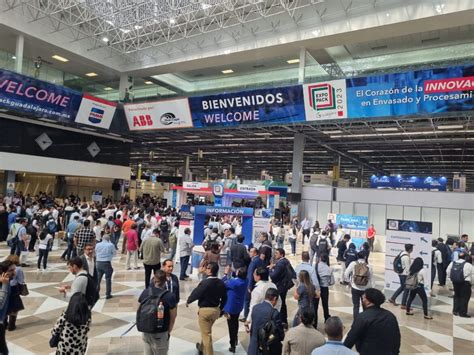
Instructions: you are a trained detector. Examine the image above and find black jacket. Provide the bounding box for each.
[231,243,250,269]
[344,306,400,355]
[187,277,227,309]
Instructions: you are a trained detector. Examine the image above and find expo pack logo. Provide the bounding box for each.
[305,80,347,120]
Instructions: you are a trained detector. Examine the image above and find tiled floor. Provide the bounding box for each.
[3,240,473,354]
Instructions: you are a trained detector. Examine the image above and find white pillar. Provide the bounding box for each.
[291,133,305,218]
[298,48,306,84]
[15,34,24,73]
[184,156,191,181]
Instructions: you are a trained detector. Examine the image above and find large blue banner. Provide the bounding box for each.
[335,214,368,231]
[370,175,447,191]
[189,85,305,127]
[0,68,83,122]
[304,65,474,121]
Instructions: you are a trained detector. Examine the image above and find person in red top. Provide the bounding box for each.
[121,217,134,254]
[125,224,139,270]
[367,224,376,252]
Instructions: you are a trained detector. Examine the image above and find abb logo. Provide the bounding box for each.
[133,115,153,127]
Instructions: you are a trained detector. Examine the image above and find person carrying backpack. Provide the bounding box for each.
[388,243,413,309]
[436,238,450,286]
[446,252,472,318]
[337,234,351,285]
[247,287,284,355]
[309,231,320,265]
[344,251,374,321]
[316,231,331,266]
[137,269,177,354]
[405,257,433,319]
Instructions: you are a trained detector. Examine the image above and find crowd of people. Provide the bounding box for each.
[0,192,472,355]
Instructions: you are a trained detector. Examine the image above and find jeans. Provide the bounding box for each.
[37,248,49,269]
[367,238,374,252]
[351,288,365,321]
[179,255,190,280]
[9,239,18,256]
[391,274,409,306]
[0,324,8,355]
[279,289,288,325]
[453,281,472,316]
[143,331,169,355]
[28,232,37,252]
[302,229,310,244]
[226,313,240,348]
[437,263,447,286]
[289,239,296,255]
[97,261,114,297]
[315,287,331,322]
[144,263,160,289]
[61,237,76,260]
[406,285,429,316]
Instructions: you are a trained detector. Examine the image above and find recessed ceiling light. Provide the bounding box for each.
[134,25,142,30]
[437,125,464,130]
[102,37,109,42]
[254,132,272,136]
[120,28,131,34]
[11,56,16,60]
[144,81,153,85]
[104,87,113,91]
[221,69,234,74]
[169,18,176,24]
[287,59,300,64]
[52,55,69,62]
[184,135,200,139]
[105,20,114,26]
[374,127,398,132]
[201,3,211,10]
[85,72,98,77]
[322,130,343,134]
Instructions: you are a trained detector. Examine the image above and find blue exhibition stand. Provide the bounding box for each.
[193,205,254,245]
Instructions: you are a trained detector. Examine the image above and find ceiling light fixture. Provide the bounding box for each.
[169,18,176,24]
[134,25,143,30]
[144,81,153,85]
[374,127,398,132]
[221,69,234,74]
[103,87,113,91]
[120,28,131,34]
[102,37,109,42]
[287,59,300,64]
[11,56,16,60]
[254,132,272,136]
[437,125,464,130]
[85,72,98,77]
[201,3,212,10]
[52,55,69,62]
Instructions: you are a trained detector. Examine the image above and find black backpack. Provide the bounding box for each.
[450,262,465,284]
[160,219,169,233]
[344,249,357,268]
[78,273,100,307]
[280,259,296,292]
[393,252,404,274]
[137,288,169,333]
[318,237,329,255]
[258,308,278,354]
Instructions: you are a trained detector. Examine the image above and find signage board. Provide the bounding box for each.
[370,175,447,191]
[385,219,432,295]
[190,85,305,128]
[195,205,254,217]
[237,184,265,193]
[0,68,82,122]
[75,94,117,129]
[304,65,474,120]
[124,98,193,131]
[182,181,208,190]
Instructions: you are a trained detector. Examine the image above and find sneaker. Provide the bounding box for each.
[406,311,414,315]
[459,314,471,318]
[106,295,113,300]
[388,299,398,306]
[424,315,433,320]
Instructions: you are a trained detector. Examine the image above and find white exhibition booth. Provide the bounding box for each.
[300,185,474,252]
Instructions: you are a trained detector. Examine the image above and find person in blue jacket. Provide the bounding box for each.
[223,266,248,353]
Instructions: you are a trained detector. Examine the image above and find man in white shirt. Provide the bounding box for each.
[301,217,311,244]
[446,252,472,318]
[388,243,413,309]
[245,266,281,324]
[344,251,375,321]
[59,257,88,299]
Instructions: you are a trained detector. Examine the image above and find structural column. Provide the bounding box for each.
[298,48,306,84]
[3,170,16,199]
[358,165,364,188]
[184,156,191,181]
[15,34,24,73]
[291,133,305,218]
[119,74,134,102]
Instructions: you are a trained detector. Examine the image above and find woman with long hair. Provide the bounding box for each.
[316,254,334,323]
[4,255,24,331]
[405,257,433,319]
[293,270,316,326]
[51,292,91,355]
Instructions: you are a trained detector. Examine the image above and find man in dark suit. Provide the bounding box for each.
[246,288,284,355]
[269,248,293,327]
[242,247,263,321]
[231,235,250,270]
[162,258,180,304]
[80,243,97,281]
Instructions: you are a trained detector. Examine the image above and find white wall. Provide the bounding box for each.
[0,152,130,180]
[301,186,474,239]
